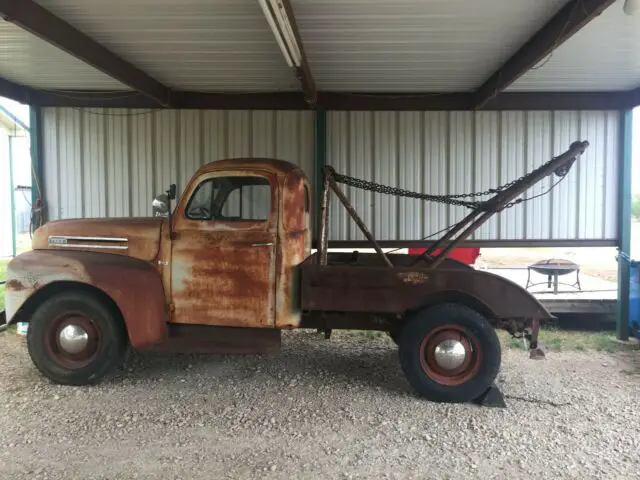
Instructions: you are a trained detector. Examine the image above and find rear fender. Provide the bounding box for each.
[300,264,552,322]
[6,250,168,349]
[408,269,552,321]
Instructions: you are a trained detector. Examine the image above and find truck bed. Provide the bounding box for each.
[299,252,551,321]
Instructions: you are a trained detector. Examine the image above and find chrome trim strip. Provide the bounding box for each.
[50,236,128,242]
[54,244,129,250]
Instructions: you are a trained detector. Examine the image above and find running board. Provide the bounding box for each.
[144,324,281,355]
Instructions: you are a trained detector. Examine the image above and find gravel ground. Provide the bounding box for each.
[1,330,639,480]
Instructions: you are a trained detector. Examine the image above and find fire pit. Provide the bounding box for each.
[526,259,581,294]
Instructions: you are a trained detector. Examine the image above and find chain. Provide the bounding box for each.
[328,168,485,208]
[327,152,565,211]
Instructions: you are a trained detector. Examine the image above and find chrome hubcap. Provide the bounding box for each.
[433,339,467,370]
[58,324,89,355]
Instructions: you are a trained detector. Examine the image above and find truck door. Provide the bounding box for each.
[170,171,277,327]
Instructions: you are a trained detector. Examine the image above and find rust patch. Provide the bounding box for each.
[32,217,163,262]
[7,250,168,349]
[6,279,26,291]
[169,162,311,330]
[275,170,310,328]
[170,228,276,328]
[170,168,280,328]
[397,271,429,285]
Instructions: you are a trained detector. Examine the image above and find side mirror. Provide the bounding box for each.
[152,194,169,217]
[155,184,177,240]
[167,184,177,200]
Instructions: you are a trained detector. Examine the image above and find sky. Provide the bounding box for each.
[0,97,29,127]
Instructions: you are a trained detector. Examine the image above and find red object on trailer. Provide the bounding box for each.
[408,247,481,265]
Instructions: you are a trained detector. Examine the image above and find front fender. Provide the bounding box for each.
[6,250,168,349]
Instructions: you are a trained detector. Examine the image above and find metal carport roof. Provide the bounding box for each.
[0,0,638,110]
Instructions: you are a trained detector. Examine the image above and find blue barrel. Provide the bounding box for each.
[629,260,640,337]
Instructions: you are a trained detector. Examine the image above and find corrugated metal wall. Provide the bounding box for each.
[327,110,620,242]
[0,128,11,256]
[42,108,315,219]
[41,108,620,244]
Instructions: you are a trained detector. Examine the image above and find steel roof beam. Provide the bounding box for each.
[0,77,34,105]
[628,86,640,107]
[0,0,172,107]
[2,81,631,111]
[473,0,617,109]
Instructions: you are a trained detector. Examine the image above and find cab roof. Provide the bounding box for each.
[197,157,304,177]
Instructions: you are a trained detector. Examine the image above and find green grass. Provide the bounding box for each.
[340,328,626,354]
[499,328,625,354]
[0,258,8,312]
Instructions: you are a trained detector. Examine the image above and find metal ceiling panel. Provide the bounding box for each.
[33,0,297,92]
[0,20,126,89]
[293,0,568,92]
[509,0,640,91]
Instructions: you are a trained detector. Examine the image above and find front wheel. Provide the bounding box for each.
[27,291,128,385]
[398,303,501,403]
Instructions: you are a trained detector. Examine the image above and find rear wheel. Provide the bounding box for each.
[27,291,128,385]
[398,303,500,403]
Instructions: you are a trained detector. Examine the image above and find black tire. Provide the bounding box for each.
[387,331,400,345]
[27,291,128,386]
[398,303,501,403]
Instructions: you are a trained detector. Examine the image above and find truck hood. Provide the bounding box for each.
[32,218,164,262]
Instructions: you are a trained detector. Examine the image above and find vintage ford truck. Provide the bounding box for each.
[2,141,589,403]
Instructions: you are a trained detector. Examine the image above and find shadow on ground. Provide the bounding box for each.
[110,333,412,396]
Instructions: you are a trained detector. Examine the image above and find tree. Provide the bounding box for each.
[632,194,640,221]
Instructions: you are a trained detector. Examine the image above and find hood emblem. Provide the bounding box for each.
[48,236,68,246]
[48,236,128,250]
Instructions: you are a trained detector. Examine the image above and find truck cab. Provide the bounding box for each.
[163,158,311,330]
[5,158,311,385]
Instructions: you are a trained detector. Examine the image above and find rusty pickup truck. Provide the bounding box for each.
[3,141,589,403]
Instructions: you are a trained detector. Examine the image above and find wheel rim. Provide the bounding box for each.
[44,313,101,369]
[419,324,482,386]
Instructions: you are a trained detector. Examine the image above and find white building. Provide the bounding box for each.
[0,104,30,258]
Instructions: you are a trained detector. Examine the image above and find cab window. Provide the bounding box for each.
[186,176,272,221]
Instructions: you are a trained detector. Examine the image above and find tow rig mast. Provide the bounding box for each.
[315,140,590,356]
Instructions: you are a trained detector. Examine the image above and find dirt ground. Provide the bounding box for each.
[1,330,639,480]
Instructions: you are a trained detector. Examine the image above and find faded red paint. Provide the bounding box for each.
[81,252,168,348]
[420,325,482,386]
[6,250,168,349]
[6,279,25,291]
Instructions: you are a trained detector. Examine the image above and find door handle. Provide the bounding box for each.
[251,242,273,247]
